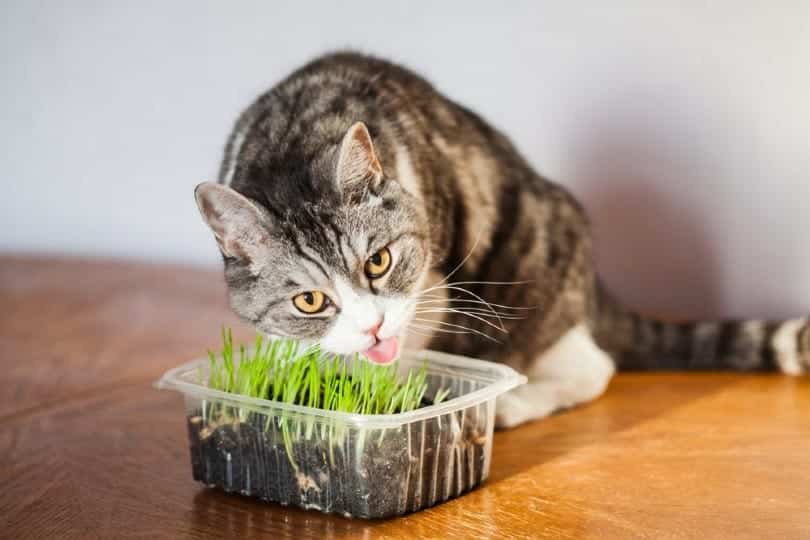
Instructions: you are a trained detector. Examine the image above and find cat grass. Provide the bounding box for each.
[206,328,450,414]
[202,328,452,473]
[171,328,506,517]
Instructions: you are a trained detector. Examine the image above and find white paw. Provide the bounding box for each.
[494,388,555,429]
[494,324,616,429]
[495,393,532,429]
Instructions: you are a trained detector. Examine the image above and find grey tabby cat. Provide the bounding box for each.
[195,52,810,428]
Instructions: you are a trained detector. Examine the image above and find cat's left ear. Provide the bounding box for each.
[194,181,272,262]
[336,122,383,195]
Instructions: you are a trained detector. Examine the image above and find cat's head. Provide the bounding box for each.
[195,122,431,364]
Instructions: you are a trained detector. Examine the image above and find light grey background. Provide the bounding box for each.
[2,1,809,319]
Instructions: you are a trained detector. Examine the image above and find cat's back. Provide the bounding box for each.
[266,52,541,174]
[219,52,442,187]
[234,52,439,142]
[221,52,556,218]
[281,51,437,95]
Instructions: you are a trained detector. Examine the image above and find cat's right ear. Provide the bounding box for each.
[336,122,383,196]
[194,181,271,262]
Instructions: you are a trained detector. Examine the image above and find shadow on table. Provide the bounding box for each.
[486,374,740,485]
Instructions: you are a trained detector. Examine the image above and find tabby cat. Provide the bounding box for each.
[195,52,809,427]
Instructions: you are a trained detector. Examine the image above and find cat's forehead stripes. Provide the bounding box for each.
[279,201,400,283]
[288,233,330,281]
[321,213,357,276]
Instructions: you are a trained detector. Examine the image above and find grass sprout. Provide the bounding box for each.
[202,328,451,469]
[202,329,442,414]
[206,329,444,414]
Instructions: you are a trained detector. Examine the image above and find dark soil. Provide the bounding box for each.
[186,404,489,518]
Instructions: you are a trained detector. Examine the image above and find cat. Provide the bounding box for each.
[195,52,809,428]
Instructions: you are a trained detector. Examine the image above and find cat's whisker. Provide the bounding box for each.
[411,317,503,342]
[403,327,435,339]
[415,306,517,315]
[413,296,536,326]
[415,305,529,319]
[408,323,458,333]
[417,304,507,318]
[417,311,509,334]
[408,322,501,343]
[413,284,504,327]
[415,307,526,323]
[414,307,509,332]
[413,297,536,311]
[413,293,447,300]
[421,226,486,291]
[417,279,534,296]
[415,284,500,308]
[430,312,525,321]
[408,324,468,335]
[413,314,508,335]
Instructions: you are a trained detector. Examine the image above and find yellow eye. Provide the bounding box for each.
[364,247,392,279]
[293,291,328,314]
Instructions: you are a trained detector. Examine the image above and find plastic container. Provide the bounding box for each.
[156,349,525,519]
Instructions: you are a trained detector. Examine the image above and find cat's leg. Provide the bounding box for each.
[495,323,615,429]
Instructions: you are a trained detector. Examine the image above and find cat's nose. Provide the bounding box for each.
[363,319,383,337]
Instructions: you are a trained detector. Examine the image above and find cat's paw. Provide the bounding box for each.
[494,392,537,429]
[494,386,560,429]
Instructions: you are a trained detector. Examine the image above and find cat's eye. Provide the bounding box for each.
[364,247,392,279]
[293,291,328,314]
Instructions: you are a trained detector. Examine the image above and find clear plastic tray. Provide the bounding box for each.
[156,349,525,519]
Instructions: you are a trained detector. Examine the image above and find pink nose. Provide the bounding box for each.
[364,320,383,337]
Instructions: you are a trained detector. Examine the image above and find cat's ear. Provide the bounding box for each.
[336,122,383,195]
[194,181,271,261]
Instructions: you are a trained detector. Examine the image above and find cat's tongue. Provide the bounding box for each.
[363,336,399,365]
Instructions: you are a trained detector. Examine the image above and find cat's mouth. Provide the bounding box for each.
[363,335,399,365]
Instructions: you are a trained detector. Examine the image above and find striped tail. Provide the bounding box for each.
[592,284,810,374]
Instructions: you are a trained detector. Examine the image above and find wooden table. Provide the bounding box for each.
[1,256,808,539]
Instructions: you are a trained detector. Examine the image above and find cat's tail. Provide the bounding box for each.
[592,283,810,374]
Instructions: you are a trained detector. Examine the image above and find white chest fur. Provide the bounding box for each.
[495,323,615,428]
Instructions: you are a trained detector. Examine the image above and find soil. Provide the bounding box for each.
[186,402,488,518]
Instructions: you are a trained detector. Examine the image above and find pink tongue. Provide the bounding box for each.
[363,336,400,365]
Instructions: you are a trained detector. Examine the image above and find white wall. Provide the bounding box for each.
[2,1,809,320]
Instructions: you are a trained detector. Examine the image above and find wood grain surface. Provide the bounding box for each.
[1,256,808,539]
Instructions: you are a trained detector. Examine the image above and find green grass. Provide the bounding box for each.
[202,329,451,470]
[206,328,449,414]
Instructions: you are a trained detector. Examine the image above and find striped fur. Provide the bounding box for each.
[197,52,808,427]
[592,285,810,374]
